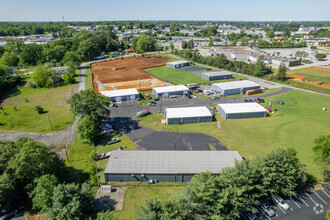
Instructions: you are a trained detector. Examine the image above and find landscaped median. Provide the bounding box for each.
[137,89,330,181]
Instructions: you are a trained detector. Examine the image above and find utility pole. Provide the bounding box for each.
[47,115,53,131]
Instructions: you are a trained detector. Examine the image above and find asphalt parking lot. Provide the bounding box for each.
[178,65,206,72]
[240,189,329,220]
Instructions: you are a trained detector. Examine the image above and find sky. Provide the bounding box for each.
[0,0,329,22]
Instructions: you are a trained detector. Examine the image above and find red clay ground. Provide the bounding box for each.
[287,67,330,89]
[92,56,172,93]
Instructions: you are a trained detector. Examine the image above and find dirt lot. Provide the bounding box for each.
[92,56,172,92]
[94,186,126,211]
[288,67,330,89]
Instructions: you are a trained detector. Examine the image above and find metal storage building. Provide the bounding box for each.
[166,60,190,68]
[166,106,213,124]
[100,88,139,102]
[212,80,260,95]
[104,150,242,183]
[152,85,190,98]
[201,71,233,81]
[217,103,268,120]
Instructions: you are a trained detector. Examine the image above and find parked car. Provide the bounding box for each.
[212,96,220,100]
[147,101,156,106]
[170,95,177,99]
[257,98,265,103]
[254,99,260,103]
[277,100,284,105]
[273,196,290,210]
[266,108,272,112]
[101,128,114,135]
[208,90,214,94]
[108,138,120,145]
[101,123,112,130]
[322,184,330,193]
[203,90,210,95]
[244,99,249,103]
[154,98,160,101]
[144,93,152,99]
[110,102,115,107]
[260,201,275,217]
[187,83,199,89]
[248,99,253,102]
[94,152,112,161]
[244,211,258,220]
[137,110,151,118]
[192,94,197,98]
[263,87,269,90]
[136,97,141,101]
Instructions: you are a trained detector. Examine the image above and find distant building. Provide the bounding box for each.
[101,88,139,101]
[217,103,268,120]
[152,85,190,98]
[165,106,213,124]
[166,60,190,68]
[201,71,233,81]
[212,80,260,95]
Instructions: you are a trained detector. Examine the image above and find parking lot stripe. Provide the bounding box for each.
[240,213,248,220]
[304,192,318,205]
[297,194,309,207]
[274,203,286,214]
[256,206,271,220]
[313,190,327,205]
[322,189,330,198]
[290,196,301,208]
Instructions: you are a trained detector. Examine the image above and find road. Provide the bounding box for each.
[165,53,330,97]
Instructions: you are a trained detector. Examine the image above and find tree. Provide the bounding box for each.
[42,44,67,63]
[315,53,327,60]
[0,172,16,209]
[7,138,64,183]
[295,51,308,58]
[135,35,157,52]
[67,89,110,121]
[208,38,213,48]
[29,174,58,213]
[20,44,42,66]
[60,51,81,73]
[5,38,23,53]
[312,134,330,182]
[47,183,93,220]
[277,62,287,81]
[77,39,99,61]
[137,198,163,220]
[231,40,237,46]
[169,42,174,52]
[96,210,118,220]
[0,64,13,77]
[267,31,275,39]
[0,51,19,66]
[77,115,99,144]
[241,38,249,46]
[31,64,54,87]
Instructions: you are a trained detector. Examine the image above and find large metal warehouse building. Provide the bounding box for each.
[100,88,139,101]
[212,80,260,95]
[201,71,233,81]
[217,103,268,120]
[166,60,190,68]
[104,150,242,183]
[152,85,190,98]
[165,106,213,124]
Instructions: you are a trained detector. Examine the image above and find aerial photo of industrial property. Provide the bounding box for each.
[0,0,329,219]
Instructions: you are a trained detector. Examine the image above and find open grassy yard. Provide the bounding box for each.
[0,75,80,132]
[144,66,209,85]
[137,90,157,106]
[66,133,138,184]
[113,185,184,220]
[288,67,330,84]
[138,90,330,180]
[85,64,93,90]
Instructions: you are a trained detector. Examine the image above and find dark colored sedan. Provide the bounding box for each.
[244,99,249,103]
[154,98,160,101]
[277,100,284,105]
[258,98,265,103]
[248,99,253,102]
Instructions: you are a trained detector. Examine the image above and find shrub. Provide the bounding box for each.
[35,105,45,114]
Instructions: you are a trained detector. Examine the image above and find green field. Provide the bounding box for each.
[288,67,330,84]
[113,185,184,220]
[137,90,330,180]
[66,133,138,184]
[85,64,93,89]
[0,74,81,132]
[137,90,157,106]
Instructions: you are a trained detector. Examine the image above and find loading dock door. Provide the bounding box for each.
[163,93,169,97]
[115,96,121,102]
[130,95,136,100]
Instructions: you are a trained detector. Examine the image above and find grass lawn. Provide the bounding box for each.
[66,133,138,184]
[137,90,157,106]
[144,66,209,85]
[0,75,80,132]
[159,54,181,62]
[137,90,330,180]
[113,185,184,220]
[85,65,93,90]
[288,67,330,84]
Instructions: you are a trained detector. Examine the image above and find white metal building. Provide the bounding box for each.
[104,150,242,182]
[166,60,190,68]
[101,88,139,101]
[152,85,190,98]
[165,106,213,124]
[217,103,268,120]
[212,80,260,95]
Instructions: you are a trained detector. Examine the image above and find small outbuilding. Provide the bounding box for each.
[104,150,242,183]
[165,106,213,124]
[101,88,139,102]
[212,80,260,95]
[152,85,190,98]
[166,60,190,68]
[201,71,233,81]
[217,103,268,120]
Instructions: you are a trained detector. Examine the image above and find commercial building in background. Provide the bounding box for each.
[217,103,268,120]
[212,80,260,95]
[100,88,139,101]
[165,106,213,124]
[152,85,190,98]
[166,60,190,68]
[104,150,242,182]
[201,71,233,81]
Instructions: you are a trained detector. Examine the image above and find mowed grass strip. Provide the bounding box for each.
[143,66,209,85]
[138,90,330,180]
[113,185,184,220]
[0,76,80,132]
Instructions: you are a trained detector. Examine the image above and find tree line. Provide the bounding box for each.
[137,148,307,219]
